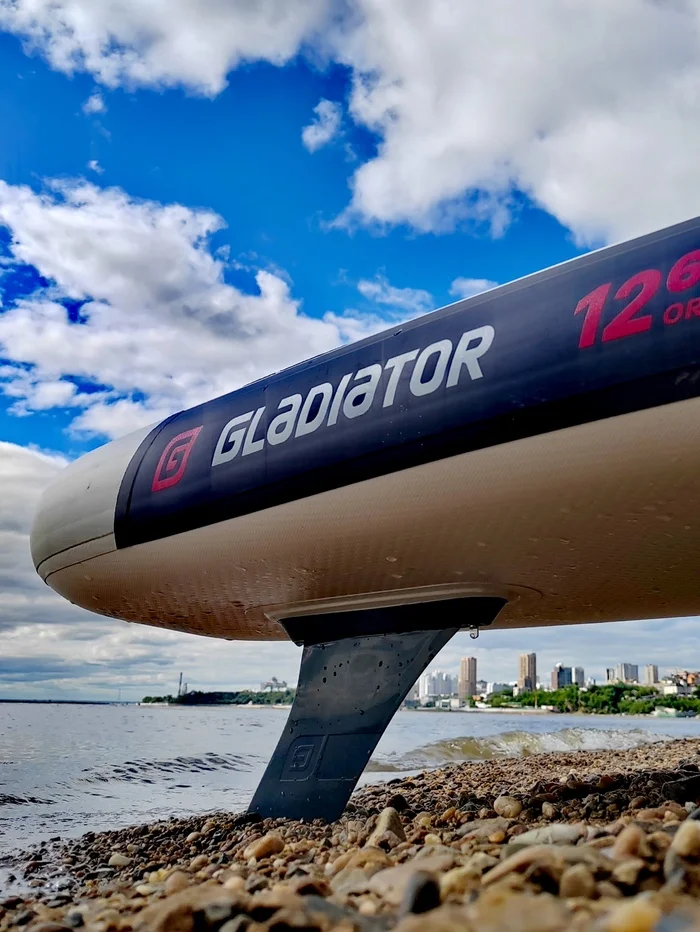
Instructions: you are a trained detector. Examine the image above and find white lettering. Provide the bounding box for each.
[382,350,418,407]
[446,326,495,386]
[327,372,352,426]
[409,340,452,397]
[242,406,266,456]
[211,411,253,466]
[296,383,333,437]
[342,364,382,420]
[212,325,495,467]
[267,394,302,445]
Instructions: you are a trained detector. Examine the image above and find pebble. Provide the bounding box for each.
[559,863,596,899]
[397,871,440,916]
[164,871,190,895]
[106,853,131,868]
[611,825,649,860]
[512,823,585,846]
[606,897,662,932]
[242,833,285,860]
[611,857,646,887]
[670,818,700,857]
[494,795,523,819]
[366,808,406,847]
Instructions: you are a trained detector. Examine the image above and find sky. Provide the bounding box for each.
[2,0,700,700]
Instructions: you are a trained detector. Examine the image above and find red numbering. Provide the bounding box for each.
[575,248,700,348]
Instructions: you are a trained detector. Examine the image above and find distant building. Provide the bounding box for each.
[663,683,693,697]
[518,653,537,692]
[486,682,510,695]
[668,670,700,687]
[573,666,585,687]
[458,657,477,700]
[606,668,616,683]
[476,679,488,695]
[551,663,573,689]
[643,665,659,686]
[419,669,456,700]
[614,663,639,684]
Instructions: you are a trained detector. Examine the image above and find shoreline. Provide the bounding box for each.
[3,740,700,930]
[134,704,690,719]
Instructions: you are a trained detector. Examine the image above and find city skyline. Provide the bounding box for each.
[415,650,689,700]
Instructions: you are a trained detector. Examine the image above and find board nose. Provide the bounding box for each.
[30,425,154,584]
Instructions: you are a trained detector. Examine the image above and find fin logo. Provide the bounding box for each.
[151,427,203,492]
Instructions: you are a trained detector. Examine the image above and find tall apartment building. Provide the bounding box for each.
[518,652,537,692]
[420,669,457,699]
[614,663,639,684]
[573,666,585,687]
[643,664,659,686]
[458,657,477,699]
[551,663,573,689]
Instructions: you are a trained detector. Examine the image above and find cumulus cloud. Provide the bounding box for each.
[82,91,105,115]
[87,159,103,174]
[5,1,700,241]
[357,273,433,315]
[301,98,342,152]
[0,442,66,598]
[449,277,498,300]
[0,178,392,438]
[333,0,700,242]
[0,0,330,95]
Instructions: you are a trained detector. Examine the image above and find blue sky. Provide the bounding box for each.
[1,0,700,699]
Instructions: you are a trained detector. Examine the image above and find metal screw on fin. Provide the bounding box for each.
[469,627,479,640]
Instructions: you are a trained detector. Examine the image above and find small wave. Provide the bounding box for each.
[368,727,669,772]
[78,751,254,785]
[0,794,55,806]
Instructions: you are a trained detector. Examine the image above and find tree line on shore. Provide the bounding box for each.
[140,689,295,705]
[487,683,700,715]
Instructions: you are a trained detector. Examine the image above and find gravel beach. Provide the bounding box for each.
[4,738,700,931]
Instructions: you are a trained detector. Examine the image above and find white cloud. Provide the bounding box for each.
[449,277,498,300]
[302,98,342,152]
[5,1,700,242]
[0,178,391,438]
[333,0,700,243]
[82,91,105,114]
[0,0,330,95]
[357,273,432,315]
[87,159,103,174]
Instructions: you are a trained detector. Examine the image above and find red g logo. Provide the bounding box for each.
[151,426,203,493]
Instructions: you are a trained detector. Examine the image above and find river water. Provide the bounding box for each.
[0,703,698,851]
